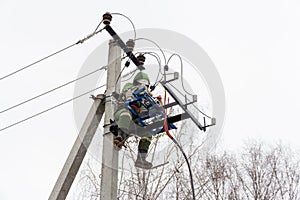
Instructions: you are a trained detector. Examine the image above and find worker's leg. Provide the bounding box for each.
[114,108,132,134]
[113,108,133,150]
[135,131,153,169]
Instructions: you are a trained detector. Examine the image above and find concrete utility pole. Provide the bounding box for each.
[48,95,105,200]
[100,39,121,200]
[49,39,121,200]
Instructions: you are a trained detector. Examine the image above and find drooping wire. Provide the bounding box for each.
[134,38,167,65]
[140,52,163,85]
[115,65,127,85]
[164,53,213,119]
[168,82,212,119]
[111,13,136,40]
[190,103,212,119]
[0,84,106,132]
[0,66,107,114]
[168,81,190,99]
[167,53,194,97]
[0,24,105,81]
[171,138,196,200]
[161,90,195,200]
[132,51,163,86]
[121,69,138,83]
[115,58,131,86]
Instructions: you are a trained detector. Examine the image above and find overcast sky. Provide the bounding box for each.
[1,0,300,199]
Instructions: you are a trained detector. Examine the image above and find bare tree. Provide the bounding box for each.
[73,140,300,200]
[236,141,300,200]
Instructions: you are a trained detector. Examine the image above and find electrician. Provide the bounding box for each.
[113,71,153,169]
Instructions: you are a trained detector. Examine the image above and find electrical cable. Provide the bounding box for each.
[134,38,167,65]
[121,69,138,83]
[191,103,213,119]
[167,53,194,97]
[141,52,163,85]
[133,51,163,86]
[93,20,103,33]
[162,90,195,200]
[115,65,127,85]
[170,137,196,200]
[115,58,130,85]
[0,66,106,114]
[168,82,212,119]
[168,82,190,99]
[0,26,105,81]
[0,43,77,81]
[111,13,136,40]
[0,84,106,132]
[148,52,162,86]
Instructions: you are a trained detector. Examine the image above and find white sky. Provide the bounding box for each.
[0,0,300,199]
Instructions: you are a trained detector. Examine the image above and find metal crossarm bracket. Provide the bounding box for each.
[133,113,190,134]
[161,82,204,131]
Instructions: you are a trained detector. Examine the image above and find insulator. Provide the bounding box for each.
[102,12,112,25]
[126,39,135,52]
[164,65,169,71]
[125,61,130,67]
[137,54,146,66]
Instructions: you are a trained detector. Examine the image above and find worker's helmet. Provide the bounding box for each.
[122,82,134,92]
[133,72,150,85]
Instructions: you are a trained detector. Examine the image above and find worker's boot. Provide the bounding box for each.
[113,128,129,150]
[135,151,152,169]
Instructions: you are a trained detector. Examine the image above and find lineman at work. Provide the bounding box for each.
[112,71,155,169]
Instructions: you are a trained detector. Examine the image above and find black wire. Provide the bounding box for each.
[134,38,167,65]
[170,137,196,200]
[147,52,163,74]
[133,51,163,87]
[0,66,106,114]
[0,84,106,132]
[141,52,163,85]
[121,69,137,82]
[168,82,189,99]
[111,13,136,40]
[115,65,126,85]
[167,53,194,96]
[115,58,130,85]
[168,83,212,119]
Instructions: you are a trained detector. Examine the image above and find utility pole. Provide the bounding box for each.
[48,39,121,200]
[48,95,105,200]
[100,39,121,200]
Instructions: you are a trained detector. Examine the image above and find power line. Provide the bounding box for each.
[0,66,106,114]
[137,51,163,85]
[170,137,196,200]
[93,20,103,33]
[168,82,212,119]
[134,38,167,65]
[167,53,194,96]
[115,58,130,85]
[121,68,138,82]
[162,92,195,200]
[0,43,77,81]
[0,27,104,82]
[111,13,136,40]
[0,84,106,132]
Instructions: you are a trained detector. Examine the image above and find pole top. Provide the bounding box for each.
[108,39,119,46]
